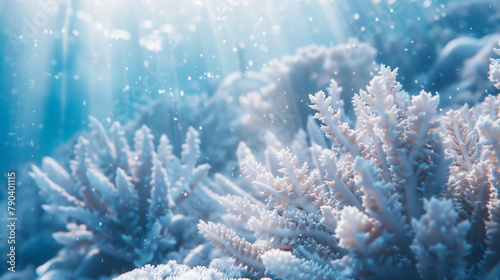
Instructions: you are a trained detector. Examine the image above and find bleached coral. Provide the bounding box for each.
[121,42,377,177]
[124,93,239,173]
[31,40,500,279]
[234,41,376,143]
[114,259,249,280]
[411,198,470,280]
[29,117,234,279]
[197,65,500,279]
[261,249,340,280]
[490,41,500,89]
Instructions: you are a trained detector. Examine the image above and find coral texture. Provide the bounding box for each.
[114,259,248,280]
[197,65,500,279]
[124,93,239,173]
[125,42,377,175]
[29,41,500,280]
[235,41,376,140]
[29,118,241,279]
[490,41,500,89]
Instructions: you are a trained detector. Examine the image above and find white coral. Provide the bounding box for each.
[411,198,470,280]
[489,41,500,89]
[30,119,233,279]
[197,64,500,280]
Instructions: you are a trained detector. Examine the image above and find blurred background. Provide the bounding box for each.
[1,0,499,190]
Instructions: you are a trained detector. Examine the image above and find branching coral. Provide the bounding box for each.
[29,117,237,279]
[122,42,376,176]
[229,41,377,146]
[411,197,470,280]
[490,41,500,89]
[114,259,249,280]
[197,64,500,279]
[124,93,239,173]
[30,40,500,280]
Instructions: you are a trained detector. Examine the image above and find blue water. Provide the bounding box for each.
[0,0,446,174]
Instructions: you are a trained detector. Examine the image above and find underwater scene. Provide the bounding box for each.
[1,0,500,279]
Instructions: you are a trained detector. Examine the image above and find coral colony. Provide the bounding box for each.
[26,52,500,279]
[3,1,500,280]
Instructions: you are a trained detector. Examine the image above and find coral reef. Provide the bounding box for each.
[197,65,500,279]
[6,1,500,279]
[123,93,239,173]
[490,41,500,89]
[122,42,376,175]
[114,259,249,280]
[29,117,244,279]
[234,41,376,140]
[27,39,500,280]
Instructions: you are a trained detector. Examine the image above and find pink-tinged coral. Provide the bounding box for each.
[197,64,500,279]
